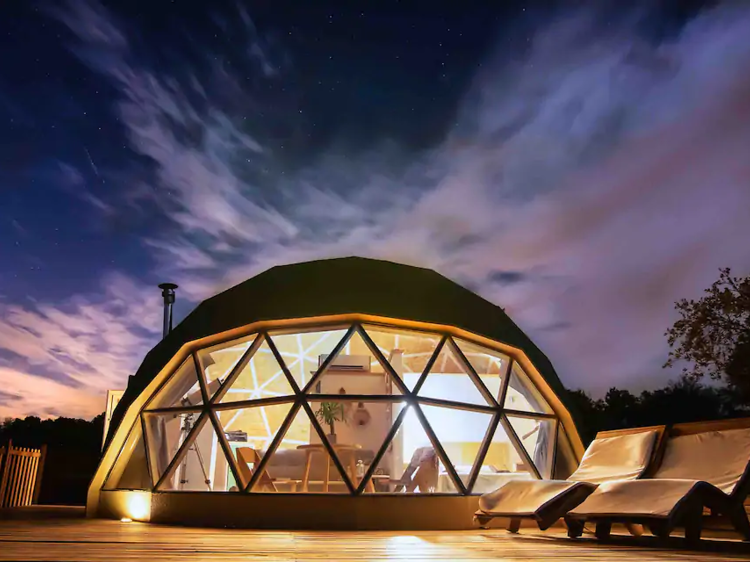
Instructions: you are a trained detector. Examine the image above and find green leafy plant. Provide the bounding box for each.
[315,401,346,436]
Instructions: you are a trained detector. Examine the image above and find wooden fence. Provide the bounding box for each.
[0,441,46,508]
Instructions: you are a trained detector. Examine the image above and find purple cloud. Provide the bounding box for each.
[2,1,749,418]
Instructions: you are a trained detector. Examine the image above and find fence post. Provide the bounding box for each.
[32,444,47,505]
[0,440,12,508]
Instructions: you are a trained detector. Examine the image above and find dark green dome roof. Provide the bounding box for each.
[108,257,580,444]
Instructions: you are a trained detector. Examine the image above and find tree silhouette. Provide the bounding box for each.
[567,375,747,445]
[1,414,104,505]
[665,268,750,397]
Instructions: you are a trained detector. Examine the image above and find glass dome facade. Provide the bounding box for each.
[103,320,573,497]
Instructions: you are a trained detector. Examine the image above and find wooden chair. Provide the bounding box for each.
[474,425,666,533]
[236,447,277,492]
[565,417,750,544]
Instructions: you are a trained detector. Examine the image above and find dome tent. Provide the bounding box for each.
[90,257,585,529]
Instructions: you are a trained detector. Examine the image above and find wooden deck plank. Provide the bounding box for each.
[0,518,748,562]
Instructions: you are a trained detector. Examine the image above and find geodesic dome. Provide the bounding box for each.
[89,258,584,527]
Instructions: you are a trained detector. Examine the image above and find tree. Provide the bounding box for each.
[565,389,604,444]
[636,376,744,427]
[600,388,639,429]
[0,414,105,505]
[566,376,747,445]
[665,268,750,397]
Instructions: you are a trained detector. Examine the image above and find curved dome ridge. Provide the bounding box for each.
[107,257,579,446]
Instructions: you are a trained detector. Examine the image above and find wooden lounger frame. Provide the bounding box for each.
[474,424,667,532]
[564,417,750,545]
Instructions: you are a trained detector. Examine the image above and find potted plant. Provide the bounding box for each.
[315,401,346,444]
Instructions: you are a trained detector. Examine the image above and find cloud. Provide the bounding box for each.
[45,0,128,50]
[10,219,27,237]
[438,6,750,392]
[0,273,160,418]
[55,161,115,216]
[0,390,22,406]
[5,1,749,418]
[0,367,103,420]
[488,271,528,286]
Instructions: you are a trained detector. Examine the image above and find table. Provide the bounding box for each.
[297,444,375,492]
[370,474,392,492]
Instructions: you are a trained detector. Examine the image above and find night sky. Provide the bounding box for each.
[1,0,749,419]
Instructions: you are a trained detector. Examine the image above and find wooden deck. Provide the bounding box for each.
[1,512,749,561]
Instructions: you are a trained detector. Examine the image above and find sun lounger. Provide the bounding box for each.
[565,418,750,543]
[474,425,664,532]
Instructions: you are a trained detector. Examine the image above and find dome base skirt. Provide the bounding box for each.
[98,490,494,530]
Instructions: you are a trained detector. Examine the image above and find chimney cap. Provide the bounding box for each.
[158,282,179,291]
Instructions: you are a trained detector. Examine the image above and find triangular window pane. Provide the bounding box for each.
[507,415,557,479]
[197,335,256,400]
[216,337,295,404]
[469,418,536,494]
[308,331,403,396]
[216,402,294,491]
[157,413,232,492]
[504,363,553,414]
[269,328,349,390]
[307,399,407,492]
[104,422,150,490]
[148,357,203,409]
[365,405,457,493]
[419,404,492,489]
[143,410,196,487]
[416,344,490,406]
[362,325,440,391]
[253,406,349,493]
[454,339,509,401]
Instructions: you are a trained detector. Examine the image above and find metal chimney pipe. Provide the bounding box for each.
[158,283,178,338]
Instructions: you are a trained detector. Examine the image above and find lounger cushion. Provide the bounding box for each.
[478,480,592,516]
[570,427,750,520]
[652,427,750,494]
[568,429,658,484]
[569,479,704,518]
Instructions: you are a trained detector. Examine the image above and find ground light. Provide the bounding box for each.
[123,492,150,521]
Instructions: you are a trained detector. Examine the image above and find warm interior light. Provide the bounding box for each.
[120,517,132,523]
[124,492,150,521]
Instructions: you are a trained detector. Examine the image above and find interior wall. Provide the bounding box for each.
[314,372,389,455]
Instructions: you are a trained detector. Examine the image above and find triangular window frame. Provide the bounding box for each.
[303,324,408,397]
[154,411,238,492]
[213,398,297,490]
[142,407,204,488]
[506,413,558,480]
[414,336,495,407]
[145,354,207,410]
[211,334,299,405]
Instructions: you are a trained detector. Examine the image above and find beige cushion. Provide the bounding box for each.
[476,430,658,517]
[570,479,701,518]
[568,430,658,484]
[653,427,750,494]
[570,427,750,519]
[478,480,587,515]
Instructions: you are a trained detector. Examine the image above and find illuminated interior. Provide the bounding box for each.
[103,322,571,496]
